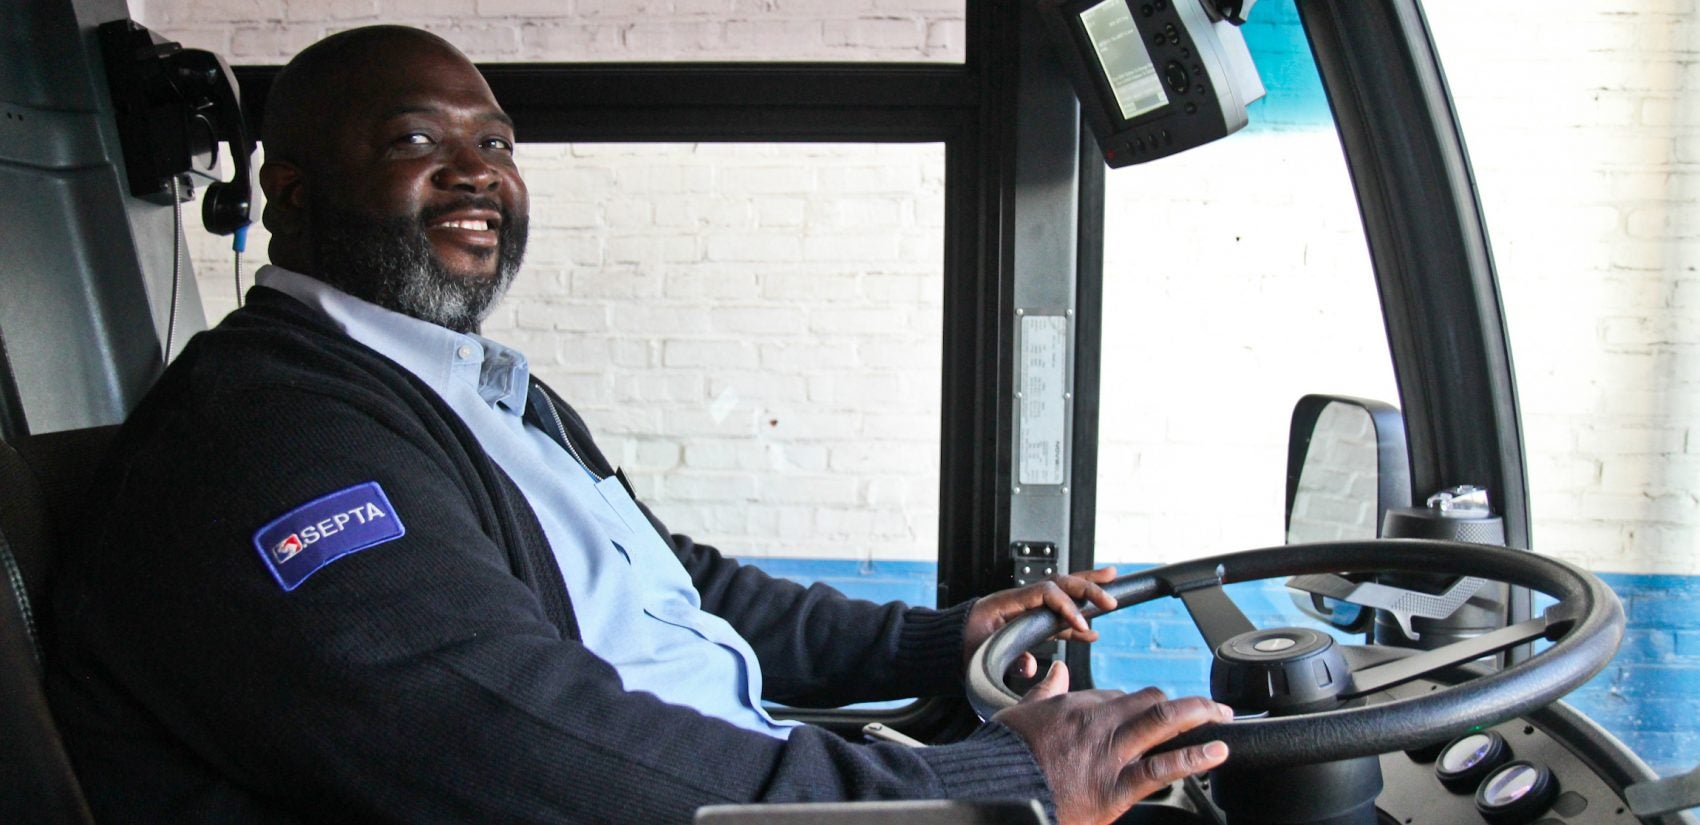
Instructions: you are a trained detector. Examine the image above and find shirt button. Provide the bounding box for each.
[456,345,474,360]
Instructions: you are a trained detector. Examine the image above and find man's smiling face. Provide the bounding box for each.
[294,34,530,332]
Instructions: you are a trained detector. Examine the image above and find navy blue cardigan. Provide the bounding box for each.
[47,287,1052,823]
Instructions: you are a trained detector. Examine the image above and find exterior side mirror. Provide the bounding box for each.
[1285,394,1411,545]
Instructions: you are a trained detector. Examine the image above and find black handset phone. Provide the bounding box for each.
[97,19,255,236]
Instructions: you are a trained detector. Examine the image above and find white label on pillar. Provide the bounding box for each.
[1018,314,1068,487]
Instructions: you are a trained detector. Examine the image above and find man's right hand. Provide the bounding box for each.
[993,662,1232,825]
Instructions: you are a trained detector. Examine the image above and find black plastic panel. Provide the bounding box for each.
[1375,680,1644,825]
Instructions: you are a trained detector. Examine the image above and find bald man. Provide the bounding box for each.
[48,26,1229,824]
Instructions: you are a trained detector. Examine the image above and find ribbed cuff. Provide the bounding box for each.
[893,598,977,696]
[915,720,1056,822]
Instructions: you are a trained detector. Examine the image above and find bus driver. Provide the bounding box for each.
[48,25,1232,825]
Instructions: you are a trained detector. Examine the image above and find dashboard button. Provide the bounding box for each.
[1550,790,1587,817]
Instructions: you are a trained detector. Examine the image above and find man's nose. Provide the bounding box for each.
[433,141,499,192]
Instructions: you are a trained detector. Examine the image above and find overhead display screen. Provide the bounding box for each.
[1079,0,1169,122]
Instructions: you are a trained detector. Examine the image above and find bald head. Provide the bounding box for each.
[262,26,468,171]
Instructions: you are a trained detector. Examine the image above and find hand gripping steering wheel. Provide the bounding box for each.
[967,539,1624,769]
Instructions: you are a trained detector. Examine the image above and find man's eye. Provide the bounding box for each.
[484,137,514,152]
[398,133,434,146]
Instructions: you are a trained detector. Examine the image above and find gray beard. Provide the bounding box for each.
[306,197,528,334]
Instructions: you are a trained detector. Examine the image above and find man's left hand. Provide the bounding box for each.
[963,567,1119,673]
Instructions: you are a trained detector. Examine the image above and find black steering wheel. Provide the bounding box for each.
[967,539,1624,769]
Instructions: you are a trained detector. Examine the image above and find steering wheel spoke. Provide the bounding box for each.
[1177,582,1258,652]
[1341,613,1558,699]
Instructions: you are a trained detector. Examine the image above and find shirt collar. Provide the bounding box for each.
[255,265,531,414]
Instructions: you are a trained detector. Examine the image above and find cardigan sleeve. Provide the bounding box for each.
[50,343,1053,823]
[670,530,976,707]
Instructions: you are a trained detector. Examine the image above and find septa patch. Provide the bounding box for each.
[252,482,404,592]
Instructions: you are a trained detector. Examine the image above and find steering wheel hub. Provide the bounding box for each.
[1213,627,1351,715]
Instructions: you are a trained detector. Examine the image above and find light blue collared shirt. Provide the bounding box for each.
[257,265,798,738]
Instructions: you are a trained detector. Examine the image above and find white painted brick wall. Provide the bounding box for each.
[1424,5,1700,575]
[133,0,964,62]
[516,142,946,561]
[158,1,1697,574]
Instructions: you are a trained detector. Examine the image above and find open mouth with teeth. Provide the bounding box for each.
[427,215,501,252]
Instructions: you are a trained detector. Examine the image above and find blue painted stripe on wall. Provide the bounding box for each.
[741,557,1698,781]
[1239,0,1334,130]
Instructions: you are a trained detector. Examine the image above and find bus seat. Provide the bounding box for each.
[1,426,118,824]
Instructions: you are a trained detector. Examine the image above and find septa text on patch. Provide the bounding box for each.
[252,481,404,591]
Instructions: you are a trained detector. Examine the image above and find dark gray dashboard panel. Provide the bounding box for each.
[1374,681,1640,825]
[1378,719,1641,825]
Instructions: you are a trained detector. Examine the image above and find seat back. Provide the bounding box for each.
[1,426,118,825]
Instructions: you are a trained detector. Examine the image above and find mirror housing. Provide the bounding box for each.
[1285,394,1411,544]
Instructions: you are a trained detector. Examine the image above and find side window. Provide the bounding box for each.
[1089,2,1395,696]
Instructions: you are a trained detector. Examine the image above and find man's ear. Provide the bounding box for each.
[259,160,307,236]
